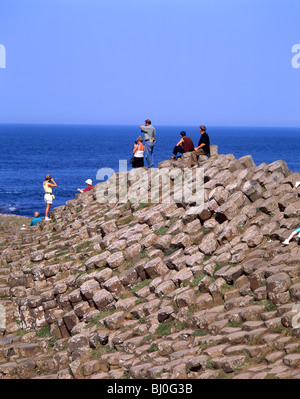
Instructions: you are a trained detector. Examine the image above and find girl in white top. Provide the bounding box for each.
[132,136,145,168]
[43,174,57,221]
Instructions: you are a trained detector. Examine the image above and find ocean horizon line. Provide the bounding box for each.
[1,122,300,130]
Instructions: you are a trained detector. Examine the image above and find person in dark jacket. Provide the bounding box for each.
[187,125,210,168]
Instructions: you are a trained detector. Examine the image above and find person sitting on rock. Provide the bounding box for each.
[187,125,210,168]
[78,179,93,193]
[169,131,194,160]
[282,227,300,245]
[30,212,42,226]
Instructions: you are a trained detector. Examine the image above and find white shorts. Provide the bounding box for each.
[44,193,54,204]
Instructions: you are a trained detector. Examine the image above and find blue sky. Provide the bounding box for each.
[0,0,299,126]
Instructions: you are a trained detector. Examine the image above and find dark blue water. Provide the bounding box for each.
[0,124,299,217]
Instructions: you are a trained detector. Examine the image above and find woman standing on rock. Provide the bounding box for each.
[43,174,57,221]
[132,136,145,168]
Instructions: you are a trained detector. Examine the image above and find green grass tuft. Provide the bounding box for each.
[154,226,169,236]
[76,241,92,253]
[130,279,152,295]
[36,326,51,338]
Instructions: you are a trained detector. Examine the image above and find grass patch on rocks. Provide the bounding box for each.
[140,248,150,259]
[213,261,222,276]
[148,343,158,353]
[263,300,277,312]
[155,320,189,337]
[130,279,152,295]
[85,311,115,329]
[163,246,178,256]
[36,326,51,338]
[154,226,169,236]
[191,329,207,337]
[76,241,92,253]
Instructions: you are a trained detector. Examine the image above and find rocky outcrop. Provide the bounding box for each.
[0,150,300,380]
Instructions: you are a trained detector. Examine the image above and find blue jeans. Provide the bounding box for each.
[144,140,155,168]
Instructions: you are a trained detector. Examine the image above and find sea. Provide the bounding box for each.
[0,124,299,218]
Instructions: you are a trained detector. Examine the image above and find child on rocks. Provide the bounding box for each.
[282,227,300,245]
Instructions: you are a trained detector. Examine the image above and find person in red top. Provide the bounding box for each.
[169,131,194,160]
[78,179,93,193]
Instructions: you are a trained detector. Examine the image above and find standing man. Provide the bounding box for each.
[188,125,210,168]
[139,119,156,168]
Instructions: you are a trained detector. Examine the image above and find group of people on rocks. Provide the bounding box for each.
[25,120,300,249]
[169,125,210,168]
[132,120,210,169]
[42,175,94,220]
[27,120,208,227]
[131,119,156,168]
[24,176,94,228]
[129,120,300,247]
